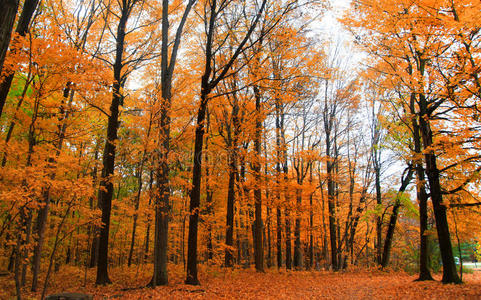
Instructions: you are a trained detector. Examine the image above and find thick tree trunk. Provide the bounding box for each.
[418,93,460,284]
[0,0,18,75]
[0,0,39,117]
[151,160,169,286]
[416,167,433,281]
[203,111,213,264]
[409,93,433,281]
[151,80,171,287]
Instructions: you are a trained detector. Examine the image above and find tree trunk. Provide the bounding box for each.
[375,164,382,265]
[293,188,302,269]
[185,86,209,285]
[151,160,169,286]
[143,170,154,262]
[253,86,264,272]
[380,168,413,268]
[151,0,195,282]
[327,156,338,270]
[308,168,314,270]
[0,0,39,117]
[96,4,129,285]
[225,92,239,268]
[418,92,461,284]
[266,206,272,268]
[205,141,214,262]
[225,149,236,267]
[0,0,19,75]
[128,166,143,267]
[151,76,171,287]
[285,208,292,270]
[416,166,433,281]
[276,207,282,268]
[409,93,433,281]
[275,95,283,269]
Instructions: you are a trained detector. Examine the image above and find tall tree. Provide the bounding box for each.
[343,0,481,283]
[185,0,268,284]
[95,0,158,284]
[150,0,196,287]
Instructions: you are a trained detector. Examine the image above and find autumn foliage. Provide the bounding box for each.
[0,0,480,298]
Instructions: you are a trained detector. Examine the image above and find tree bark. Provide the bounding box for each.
[0,0,19,75]
[225,140,236,267]
[276,207,282,268]
[375,163,382,265]
[381,167,413,268]
[418,93,460,284]
[308,167,314,269]
[151,0,195,286]
[285,207,292,270]
[185,92,208,285]
[293,188,302,269]
[128,165,143,267]
[205,129,214,262]
[326,148,338,270]
[275,92,283,269]
[96,3,130,284]
[0,0,39,117]
[408,92,433,281]
[253,86,264,272]
[225,91,239,267]
[416,164,433,281]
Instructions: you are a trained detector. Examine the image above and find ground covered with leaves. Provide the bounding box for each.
[3,265,481,299]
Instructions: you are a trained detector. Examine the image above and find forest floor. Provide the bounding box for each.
[2,264,481,299]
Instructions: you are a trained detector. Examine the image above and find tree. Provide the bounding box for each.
[185,0,268,284]
[94,0,159,284]
[150,0,196,287]
[343,0,481,283]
